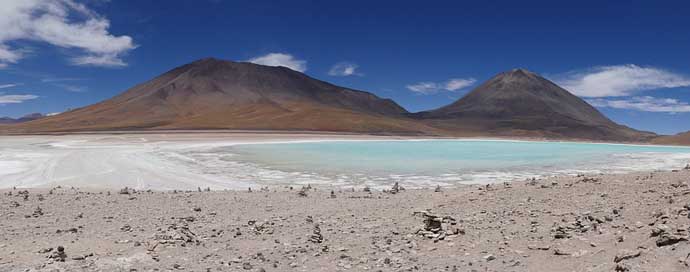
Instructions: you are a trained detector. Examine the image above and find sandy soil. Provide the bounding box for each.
[2,168,690,272]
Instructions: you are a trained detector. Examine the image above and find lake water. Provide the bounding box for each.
[3,137,690,189]
[176,140,690,188]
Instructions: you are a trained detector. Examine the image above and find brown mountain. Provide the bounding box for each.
[414,69,656,141]
[652,131,690,146]
[8,58,438,134]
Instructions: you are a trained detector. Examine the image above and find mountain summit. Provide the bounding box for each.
[10,58,434,134]
[415,69,655,141]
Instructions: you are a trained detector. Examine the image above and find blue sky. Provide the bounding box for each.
[1,0,690,135]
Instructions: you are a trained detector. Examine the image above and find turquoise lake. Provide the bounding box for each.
[184,140,690,187]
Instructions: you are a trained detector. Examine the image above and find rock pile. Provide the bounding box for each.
[552,212,611,239]
[651,225,688,247]
[31,206,43,217]
[309,224,324,243]
[434,185,442,193]
[152,223,199,246]
[47,246,67,262]
[119,187,136,195]
[250,220,275,235]
[414,210,462,241]
[385,182,405,194]
[298,186,309,197]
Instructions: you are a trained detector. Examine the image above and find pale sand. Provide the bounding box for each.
[1,170,689,271]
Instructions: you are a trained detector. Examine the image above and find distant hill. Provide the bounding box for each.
[3,59,657,142]
[8,58,438,135]
[0,113,45,124]
[413,69,656,141]
[652,131,690,146]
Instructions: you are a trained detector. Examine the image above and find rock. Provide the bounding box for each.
[553,248,572,256]
[483,254,496,262]
[656,233,688,247]
[298,186,309,197]
[553,226,572,239]
[527,244,551,251]
[614,250,641,263]
[684,164,690,170]
[330,190,336,198]
[434,185,442,193]
[31,206,44,217]
[242,262,252,270]
[48,246,67,262]
[121,224,133,232]
[651,225,688,247]
[615,263,632,272]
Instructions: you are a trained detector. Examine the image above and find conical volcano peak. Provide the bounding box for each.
[495,68,541,81]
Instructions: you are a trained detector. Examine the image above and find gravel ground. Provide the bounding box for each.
[2,168,690,271]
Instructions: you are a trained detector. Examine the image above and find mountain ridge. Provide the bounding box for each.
[2,58,657,142]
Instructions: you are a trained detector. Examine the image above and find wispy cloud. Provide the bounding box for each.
[0,83,22,89]
[0,93,38,105]
[407,78,476,95]
[247,53,306,72]
[328,62,361,76]
[587,96,690,113]
[40,77,87,92]
[554,65,690,97]
[41,77,84,83]
[0,0,136,68]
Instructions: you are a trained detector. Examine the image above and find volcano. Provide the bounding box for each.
[414,69,655,141]
[9,58,436,134]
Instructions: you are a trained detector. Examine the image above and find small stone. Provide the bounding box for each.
[614,250,641,263]
[483,254,496,261]
[434,185,442,193]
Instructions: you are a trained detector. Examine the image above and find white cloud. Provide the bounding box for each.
[71,54,126,67]
[0,93,39,104]
[444,78,476,91]
[328,62,360,76]
[247,53,306,72]
[0,83,22,89]
[0,0,136,68]
[407,78,476,95]
[555,65,690,97]
[587,96,690,113]
[406,82,439,94]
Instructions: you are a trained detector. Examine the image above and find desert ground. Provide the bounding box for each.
[1,168,690,271]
